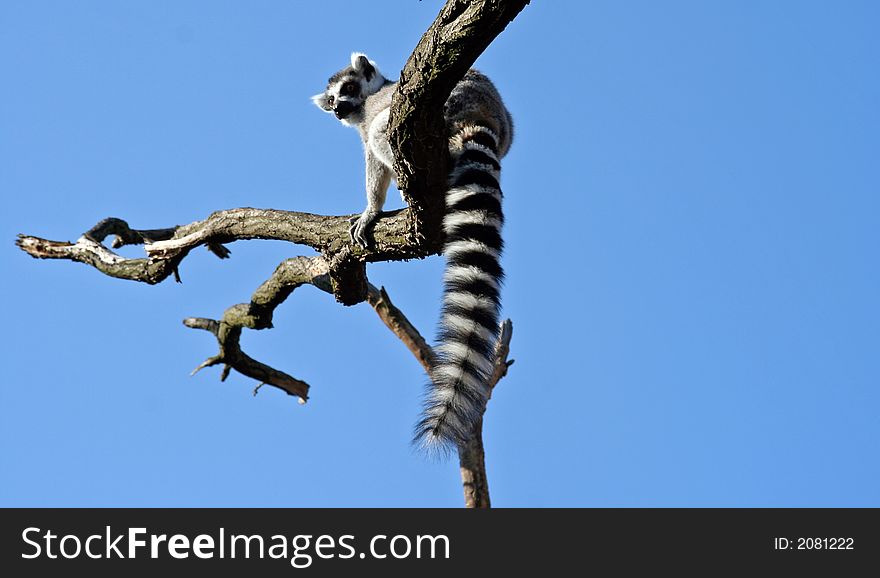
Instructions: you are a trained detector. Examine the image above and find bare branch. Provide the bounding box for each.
[16,232,181,285]
[366,284,435,372]
[390,0,531,247]
[488,319,515,394]
[145,207,419,263]
[458,319,513,508]
[17,207,418,299]
[181,256,332,401]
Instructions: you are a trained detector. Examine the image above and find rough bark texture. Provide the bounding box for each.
[389,0,531,250]
[16,0,529,508]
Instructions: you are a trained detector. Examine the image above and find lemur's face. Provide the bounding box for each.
[312,53,384,125]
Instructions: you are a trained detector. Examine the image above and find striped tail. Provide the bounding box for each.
[415,124,505,452]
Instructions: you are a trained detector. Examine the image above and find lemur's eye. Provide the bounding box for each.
[343,82,358,95]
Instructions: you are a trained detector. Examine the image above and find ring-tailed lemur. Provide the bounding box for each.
[312,53,513,451]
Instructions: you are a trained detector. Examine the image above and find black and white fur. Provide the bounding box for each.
[313,53,513,452]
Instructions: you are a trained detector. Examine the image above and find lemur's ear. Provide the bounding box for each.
[351,52,376,82]
[311,92,332,112]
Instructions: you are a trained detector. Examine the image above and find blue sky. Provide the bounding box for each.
[2,1,878,506]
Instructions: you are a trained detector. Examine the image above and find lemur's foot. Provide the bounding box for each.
[349,210,379,249]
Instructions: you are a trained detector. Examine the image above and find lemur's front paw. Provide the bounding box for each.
[349,211,378,249]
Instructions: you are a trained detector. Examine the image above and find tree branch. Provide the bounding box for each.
[459,320,514,509]
[16,217,184,284]
[390,0,531,249]
[366,285,436,372]
[182,255,331,401]
[17,207,416,301]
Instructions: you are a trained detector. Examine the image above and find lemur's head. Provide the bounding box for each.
[312,53,386,126]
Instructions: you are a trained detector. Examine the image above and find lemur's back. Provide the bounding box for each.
[362,70,513,163]
[444,70,513,158]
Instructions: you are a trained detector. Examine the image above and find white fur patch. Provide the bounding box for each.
[431,364,485,395]
[442,211,502,231]
[350,51,385,93]
[444,239,500,260]
[441,313,497,343]
[310,93,331,111]
[457,124,499,143]
[445,186,501,207]
[443,265,499,289]
[444,290,497,312]
[424,379,459,405]
[435,342,494,375]
[449,125,500,154]
[449,161,500,181]
[350,52,368,68]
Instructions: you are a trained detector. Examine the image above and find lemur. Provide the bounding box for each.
[313,53,513,452]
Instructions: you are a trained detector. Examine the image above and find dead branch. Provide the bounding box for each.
[366,285,436,372]
[390,0,531,246]
[459,320,514,508]
[181,255,333,401]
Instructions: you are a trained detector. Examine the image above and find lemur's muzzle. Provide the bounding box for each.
[333,100,356,120]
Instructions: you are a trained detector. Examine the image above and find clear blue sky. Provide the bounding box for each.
[2,1,878,507]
